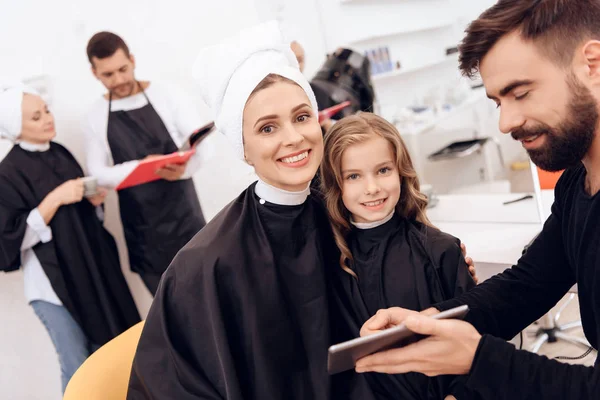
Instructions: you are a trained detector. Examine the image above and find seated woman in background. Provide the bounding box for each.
[320,113,476,399]
[0,82,141,393]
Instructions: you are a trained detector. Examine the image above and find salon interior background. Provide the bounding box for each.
[1,0,505,399]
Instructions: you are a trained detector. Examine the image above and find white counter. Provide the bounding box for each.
[426,190,554,275]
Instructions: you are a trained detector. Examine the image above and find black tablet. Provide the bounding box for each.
[327,305,470,374]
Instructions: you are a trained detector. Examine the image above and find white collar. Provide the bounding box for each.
[351,210,395,230]
[255,179,310,206]
[106,91,148,111]
[19,141,50,152]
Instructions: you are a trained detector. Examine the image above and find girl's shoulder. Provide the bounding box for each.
[406,220,462,264]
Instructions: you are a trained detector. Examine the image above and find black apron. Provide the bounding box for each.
[106,84,206,278]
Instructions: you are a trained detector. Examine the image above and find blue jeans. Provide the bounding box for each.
[30,300,99,393]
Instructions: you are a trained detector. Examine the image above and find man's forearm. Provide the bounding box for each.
[465,335,598,399]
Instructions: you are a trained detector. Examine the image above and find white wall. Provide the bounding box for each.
[253,0,330,79]
[0,1,259,399]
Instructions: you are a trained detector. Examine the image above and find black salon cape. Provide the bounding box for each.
[0,143,140,345]
[329,214,476,399]
[128,182,356,399]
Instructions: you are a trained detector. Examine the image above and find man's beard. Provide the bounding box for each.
[511,75,598,172]
[110,81,136,99]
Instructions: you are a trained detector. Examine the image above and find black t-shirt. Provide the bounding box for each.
[437,163,600,399]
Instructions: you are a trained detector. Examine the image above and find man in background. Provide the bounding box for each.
[82,32,209,295]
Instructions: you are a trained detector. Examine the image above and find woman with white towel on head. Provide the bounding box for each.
[127,21,375,400]
[0,82,140,393]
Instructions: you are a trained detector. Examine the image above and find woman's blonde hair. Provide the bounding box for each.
[320,112,432,277]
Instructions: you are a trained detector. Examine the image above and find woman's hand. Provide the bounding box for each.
[38,179,84,224]
[50,179,85,206]
[461,243,478,284]
[86,187,108,207]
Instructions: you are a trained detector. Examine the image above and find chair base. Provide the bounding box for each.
[529,294,592,354]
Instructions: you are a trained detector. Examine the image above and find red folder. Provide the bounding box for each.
[318,101,351,122]
[115,149,196,190]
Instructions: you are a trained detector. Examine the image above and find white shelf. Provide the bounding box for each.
[398,91,487,136]
[349,21,453,45]
[372,56,457,81]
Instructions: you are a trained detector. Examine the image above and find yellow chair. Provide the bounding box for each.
[63,321,145,400]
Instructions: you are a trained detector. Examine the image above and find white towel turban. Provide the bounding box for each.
[192,20,318,160]
[0,80,39,141]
